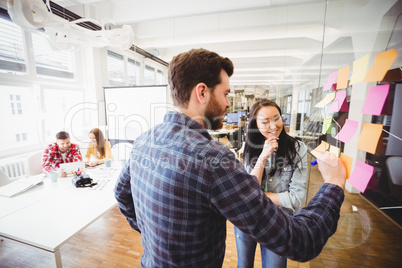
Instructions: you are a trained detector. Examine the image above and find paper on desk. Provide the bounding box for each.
[315,92,336,108]
[361,84,390,116]
[348,160,374,193]
[336,65,350,90]
[363,49,397,82]
[350,54,369,85]
[357,123,383,154]
[334,119,358,143]
[340,153,353,179]
[323,71,338,91]
[0,176,44,198]
[329,90,349,112]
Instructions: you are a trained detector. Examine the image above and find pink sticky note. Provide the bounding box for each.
[361,84,390,116]
[323,71,338,91]
[329,90,349,112]
[334,119,358,143]
[348,160,374,193]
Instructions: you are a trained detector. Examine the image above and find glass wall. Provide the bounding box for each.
[292,0,402,226]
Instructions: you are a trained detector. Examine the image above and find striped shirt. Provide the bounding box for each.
[114,111,344,267]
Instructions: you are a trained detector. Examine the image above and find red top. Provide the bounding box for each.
[42,143,82,173]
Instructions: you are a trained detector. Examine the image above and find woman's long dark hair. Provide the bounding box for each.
[244,99,301,176]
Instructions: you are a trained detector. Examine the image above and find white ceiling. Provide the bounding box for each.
[21,0,402,95]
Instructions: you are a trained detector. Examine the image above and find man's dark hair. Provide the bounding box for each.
[168,48,234,108]
[56,131,70,140]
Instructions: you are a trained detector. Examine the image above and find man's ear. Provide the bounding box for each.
[195,83,209,104]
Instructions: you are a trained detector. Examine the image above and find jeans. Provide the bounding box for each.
[234,226,287,268]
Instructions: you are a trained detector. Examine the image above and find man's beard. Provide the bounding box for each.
[204,93,224,130]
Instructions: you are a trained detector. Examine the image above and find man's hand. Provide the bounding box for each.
[317,151,346,190]
[58,169,67,178]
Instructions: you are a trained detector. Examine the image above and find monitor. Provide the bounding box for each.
[282,114,291,125]
[226,112,238,124]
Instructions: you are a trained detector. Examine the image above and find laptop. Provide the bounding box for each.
[58,161,85,176]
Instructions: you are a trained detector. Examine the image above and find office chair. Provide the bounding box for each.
[27,151,43,176]
[385,156,402,202]
[0,169,11,187]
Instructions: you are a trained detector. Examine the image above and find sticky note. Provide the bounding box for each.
[357,123,383,154]
[361,84,390,116]
[311,141,330,159]
[348,160,374,193]
[322,117,333,134]
[340,153,353,179]
[315,92,336,108]
[350,54,369,85]
[363,49,397,82]
[329,145,341,157]
[323,71,338,91]
[336,65,350,90]
[334,119,359,143]
[329,90,349,112]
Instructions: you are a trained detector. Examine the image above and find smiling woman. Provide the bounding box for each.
[238,99,308,268]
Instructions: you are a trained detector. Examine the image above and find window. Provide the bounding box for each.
[10,94,22,115]
[43,89,84,142]
[127,58,141,86]
[107,50,125,86]
[16,133,27,142]
[0,86,40,151]
[156,69,164,85]
[144,65,155,85]
[32,31,74,79]
[0,17,26,75]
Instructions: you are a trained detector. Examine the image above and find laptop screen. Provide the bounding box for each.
[58,161,85,176]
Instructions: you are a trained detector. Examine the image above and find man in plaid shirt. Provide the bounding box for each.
[42,131,82,177]
[114,49,346,267]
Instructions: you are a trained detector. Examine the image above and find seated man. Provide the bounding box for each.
[42,131,82,177]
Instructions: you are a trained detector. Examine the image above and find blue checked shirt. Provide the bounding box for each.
[114,111,344,267]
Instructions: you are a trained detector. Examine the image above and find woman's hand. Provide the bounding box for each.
[89,160,98,167]
[260,137,279,160]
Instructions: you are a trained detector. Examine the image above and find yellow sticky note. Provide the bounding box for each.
[357,123,383,154]
[311,141,330,159]
[336,65,350,90]
[350,54,369,85]
[322,117,333,134]
[340,153,353,179]
[329,145,341,157]
[314,92,336,108]
[363,49,397,82]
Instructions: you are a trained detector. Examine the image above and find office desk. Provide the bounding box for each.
[0,165,121,267]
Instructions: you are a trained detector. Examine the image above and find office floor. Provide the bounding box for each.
[1,155,401,267]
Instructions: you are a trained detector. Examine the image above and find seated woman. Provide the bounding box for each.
[85,128,113,167]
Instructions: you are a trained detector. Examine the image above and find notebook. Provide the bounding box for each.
[59,161,85,176]
[0,176,44,198]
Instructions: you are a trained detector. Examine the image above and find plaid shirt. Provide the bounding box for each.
[114,111,344,267]
[42,143,82,173]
